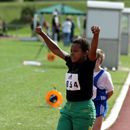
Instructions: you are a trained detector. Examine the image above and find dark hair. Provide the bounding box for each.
[72,38,90,52]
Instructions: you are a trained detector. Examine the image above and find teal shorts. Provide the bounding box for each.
[57,100,96,130]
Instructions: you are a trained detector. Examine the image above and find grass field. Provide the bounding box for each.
[0,38,129,130]
[0,0,130,23]
[0,39,66,130]
[0,1,130,129]
[0,1,86,23]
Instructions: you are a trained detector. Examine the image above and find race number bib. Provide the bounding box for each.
[92,86,97,100]
[65,73,80,91]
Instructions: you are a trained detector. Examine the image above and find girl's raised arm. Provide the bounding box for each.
[36,26,69,60]
[88,26,100,61]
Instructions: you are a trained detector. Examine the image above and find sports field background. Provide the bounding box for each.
[0,38,129,130]
[0,0,130,130]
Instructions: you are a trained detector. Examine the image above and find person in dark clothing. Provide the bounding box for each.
[36,25,100,130]
[83,17,87,38]
[52,10,60,42]
[30,17,40,36]
[2,21,7,35]
[70,18,75,42]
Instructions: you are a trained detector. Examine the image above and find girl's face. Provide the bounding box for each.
[70,44,87,63]
[95,57,102,68]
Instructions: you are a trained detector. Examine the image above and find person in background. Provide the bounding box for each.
[83,17,86,38]
[36,25,100,130]
[62,16,72,46]
[92,49,114,130]
[30,16,40,36]
[70,16,75,42]
[2,20,7,36]
[43,21,50,37]
[52,9,60,42]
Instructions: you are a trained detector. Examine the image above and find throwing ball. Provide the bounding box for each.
[45,90,63,108]
[47,52,56,62]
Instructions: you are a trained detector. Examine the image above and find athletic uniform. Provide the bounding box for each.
[57,56,96,130]
[92,69,114,117]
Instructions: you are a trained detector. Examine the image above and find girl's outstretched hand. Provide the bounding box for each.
[91,26,100,35]
[35,26,43,34]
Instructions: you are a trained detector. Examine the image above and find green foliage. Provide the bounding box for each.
[24,0,35,1]
[0,0,130,24]
[0,0,14,1]
[0,1,85,24]
[20,6,36,23]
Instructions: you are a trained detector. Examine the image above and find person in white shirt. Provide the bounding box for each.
[62,17,72,46]
[92,49,114,130]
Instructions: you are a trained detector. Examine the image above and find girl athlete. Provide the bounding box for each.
[92,49,114,130]
[36,25,100,130]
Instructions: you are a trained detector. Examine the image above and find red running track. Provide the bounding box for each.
[108,87,130,130]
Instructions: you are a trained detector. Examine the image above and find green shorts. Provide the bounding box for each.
[57,100,96,130]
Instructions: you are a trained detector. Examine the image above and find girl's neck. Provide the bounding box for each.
[94,66,102,72]
[76,57,86,64]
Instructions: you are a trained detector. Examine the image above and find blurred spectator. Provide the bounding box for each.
[30,17,40,36]
[43,21,51,37]
[70,16,75,42]
[52,9,60,42]
[62,16,72,46]
[0,19,7,36]
[2,20,7,36]
[83,17,86,38]
[0,19,2,36]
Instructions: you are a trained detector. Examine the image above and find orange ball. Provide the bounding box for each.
[45,90,63,108]
[47,52,56,62]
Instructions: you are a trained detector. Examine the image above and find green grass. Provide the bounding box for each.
[107,70,128,117]
[0,0,130,36]
[1,0,129,24]
[106,48,130,116]
[0,1,86,23]
[0,1,85,37]
[0,39,68,130]
[0,38,129,129]
[0,1,130,129]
